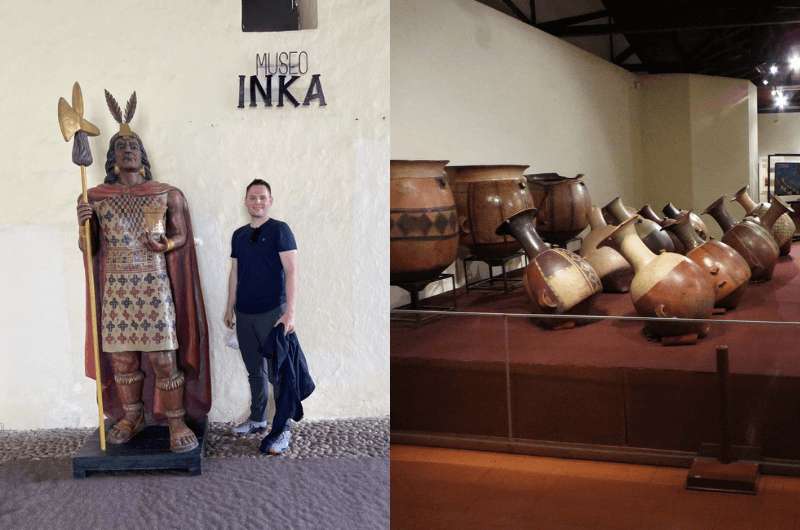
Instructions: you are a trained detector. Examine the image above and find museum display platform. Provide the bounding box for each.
[392,244,800,473]
[72,419,206,478]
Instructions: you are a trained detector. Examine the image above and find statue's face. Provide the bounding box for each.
[245,185,273,218]
[114,136,142,172]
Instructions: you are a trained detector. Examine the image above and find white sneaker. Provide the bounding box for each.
[232,419,268,434]
[265,430,292,455]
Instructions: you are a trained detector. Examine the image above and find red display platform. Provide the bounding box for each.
[392,245,800,470]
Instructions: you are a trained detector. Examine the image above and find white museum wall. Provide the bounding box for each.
[688,75,757,222]
[638,75,693,213]
[639,74,757,237]
[0,0,389,429]
[758,112,800,157]
[391,0,644,306]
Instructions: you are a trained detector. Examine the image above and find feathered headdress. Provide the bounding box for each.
[104,89,137,137]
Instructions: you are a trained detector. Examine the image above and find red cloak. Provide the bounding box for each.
[82,180,212,421]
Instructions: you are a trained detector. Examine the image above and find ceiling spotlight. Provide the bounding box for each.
[776,92,789,108]
[763,79,769,85]
[789,54,800,72]
[770,64,779,75]
[772,88,779,97]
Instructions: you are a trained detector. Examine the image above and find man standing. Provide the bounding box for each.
[224,179,298,454]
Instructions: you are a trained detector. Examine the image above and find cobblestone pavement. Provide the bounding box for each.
[0,416,388,464]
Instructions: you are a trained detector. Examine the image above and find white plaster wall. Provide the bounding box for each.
[688,75,755,217]
[758,112,800,158]
[391,0,644,306]
[638,75,693,211]
[0,0,389,429]
[638,74,756,237]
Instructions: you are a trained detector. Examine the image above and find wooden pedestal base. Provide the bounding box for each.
[72,418,206,479]
[686,457,759,494]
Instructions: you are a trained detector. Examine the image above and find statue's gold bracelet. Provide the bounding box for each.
[165,238,175,252]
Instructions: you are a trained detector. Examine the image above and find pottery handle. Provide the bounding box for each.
[459,216,471,235]
[537,288,559,310]
[654,304,670,318]
[436,175,447,189]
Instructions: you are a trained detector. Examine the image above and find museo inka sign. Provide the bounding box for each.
[238,51,327,108]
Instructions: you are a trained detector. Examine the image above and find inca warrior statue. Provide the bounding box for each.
[76,90,211,453]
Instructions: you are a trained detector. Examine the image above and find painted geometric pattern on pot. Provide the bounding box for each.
[547,248,602,294]
[390,206,458,240]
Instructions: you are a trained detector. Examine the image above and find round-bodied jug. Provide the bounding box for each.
[499,208,601,328]
[580,207,634,293]
[602,216,715,345]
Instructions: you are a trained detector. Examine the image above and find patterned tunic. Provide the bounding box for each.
[94,191,179,353]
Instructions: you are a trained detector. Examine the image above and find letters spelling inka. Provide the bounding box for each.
[238,51,327,108]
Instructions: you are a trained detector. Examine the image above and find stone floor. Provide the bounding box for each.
[0,418,389,529]
[0,416,389,463]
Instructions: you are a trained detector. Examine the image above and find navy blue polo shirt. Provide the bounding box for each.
[231,218,297,314]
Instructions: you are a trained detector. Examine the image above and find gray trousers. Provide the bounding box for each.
[236,306,283,422]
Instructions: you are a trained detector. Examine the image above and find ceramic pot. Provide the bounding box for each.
[526,173,591,246]
[732,185,795,256]
[499,208,601,328]
[703,196,779,283]
[637,204,686,254]
[605,197,675,254]
[390,160,459,284]
[663,212,751,310]
[602,216,715,345]
[580,207,634,293]
[449,165,533,260]
[662,202,709,242]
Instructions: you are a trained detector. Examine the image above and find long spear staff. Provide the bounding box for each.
[58,82,106,450]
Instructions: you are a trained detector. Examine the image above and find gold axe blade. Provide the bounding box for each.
[58,82,100,142]
[58,81,106,451]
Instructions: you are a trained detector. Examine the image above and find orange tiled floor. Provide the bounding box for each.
[391,445,800,530]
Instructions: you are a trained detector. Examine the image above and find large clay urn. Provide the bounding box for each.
[498,208,602,328]
[526,173,591,246]
[703,196,779,283]
[605,197,675,254]
[602,216,715,345]
[449,164,533,260]
[662,202,709,242]
[580,207,634,293]
[663,212,751,311]
[390,160,459,284]
[732,185,796,256]
[637,204,686,254]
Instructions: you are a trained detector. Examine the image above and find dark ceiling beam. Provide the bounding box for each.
[691,28,749,63]
[624,63,680,73]
[548,17,800,37]
[613,45,636,64]
[671,31,688,70]
[500,0,531,24]
[536,9,608,32]
[530,0,536,25]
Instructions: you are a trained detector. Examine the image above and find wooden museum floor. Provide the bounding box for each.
[391,445,800,529]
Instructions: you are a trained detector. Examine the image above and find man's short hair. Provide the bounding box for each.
[246,178,272,195]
